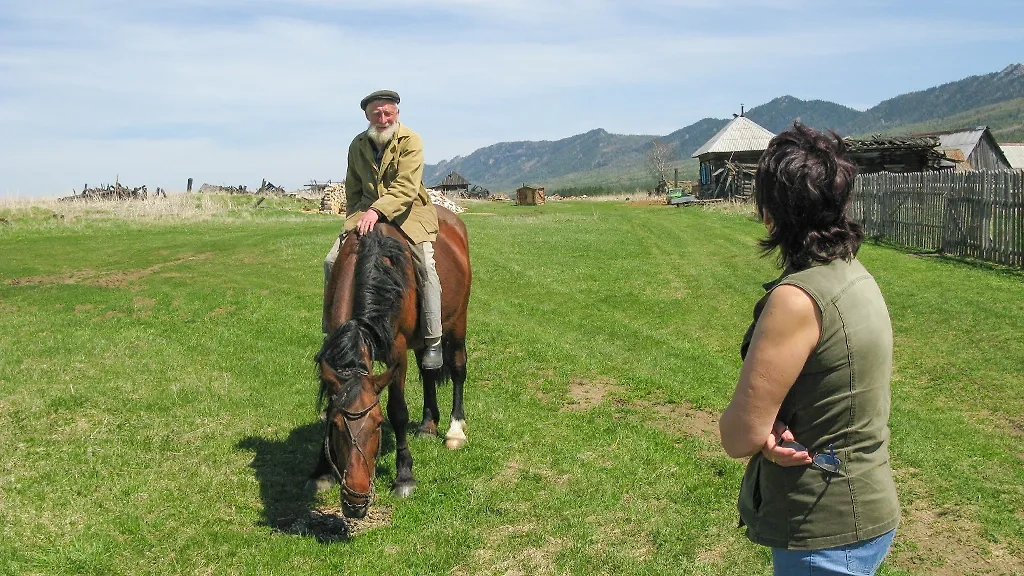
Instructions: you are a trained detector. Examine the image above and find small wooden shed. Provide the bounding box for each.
[516,184,546,206]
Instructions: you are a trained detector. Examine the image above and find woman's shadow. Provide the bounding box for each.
[236,417,396,540]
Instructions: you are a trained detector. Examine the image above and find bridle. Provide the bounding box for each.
[322,366,381,514]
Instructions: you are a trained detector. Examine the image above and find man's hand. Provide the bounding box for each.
[761,419,813,467]
[357,209,380,236]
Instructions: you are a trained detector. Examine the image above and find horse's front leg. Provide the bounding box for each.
[388,353,416,498]
[306,441,336,493]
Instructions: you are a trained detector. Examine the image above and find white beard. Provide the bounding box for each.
[367,123,398,147]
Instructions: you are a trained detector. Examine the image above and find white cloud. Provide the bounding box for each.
[1,0,1022,196]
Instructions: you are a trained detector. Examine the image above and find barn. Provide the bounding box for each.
[516,184,546,206]
[691,112,775,199]
[915,126,1012,171]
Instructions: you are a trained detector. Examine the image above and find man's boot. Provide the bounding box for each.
[422,337,443,370]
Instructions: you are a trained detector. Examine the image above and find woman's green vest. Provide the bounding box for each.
[738,258,900,549]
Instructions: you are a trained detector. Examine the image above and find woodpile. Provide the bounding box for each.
[195,179,285,196]
[428,189,465,214]
[319,183,346,214]
[59,182,148,202]
[198,183,248,194]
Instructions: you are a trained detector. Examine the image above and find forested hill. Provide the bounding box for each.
[424,64,1024,192]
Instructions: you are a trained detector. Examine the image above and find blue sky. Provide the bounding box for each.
[1,0,1021,197]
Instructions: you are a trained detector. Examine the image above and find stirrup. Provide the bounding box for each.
[421,342,443,370]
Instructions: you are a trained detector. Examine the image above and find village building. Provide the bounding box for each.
[997,143,1024,170]
[915,126,1011,171]
[843,135,949,174]
[691,112,775,199]
[515,184,546,206]
[433,171,471,195]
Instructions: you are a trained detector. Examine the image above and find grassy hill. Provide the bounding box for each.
[869,97,1024,143]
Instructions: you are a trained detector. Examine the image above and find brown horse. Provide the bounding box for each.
[310,206,471,518]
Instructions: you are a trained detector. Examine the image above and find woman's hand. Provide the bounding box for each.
[761,419,813,467]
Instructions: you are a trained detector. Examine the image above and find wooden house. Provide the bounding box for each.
[843,135,948,174]
[691,114,774,199]
[915,126,1011,171]
[433,171,471,195]
[516,184,546,206]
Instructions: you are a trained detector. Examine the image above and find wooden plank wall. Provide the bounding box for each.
[850,170,1024,267]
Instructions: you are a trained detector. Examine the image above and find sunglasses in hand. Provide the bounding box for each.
[778,441,842,475]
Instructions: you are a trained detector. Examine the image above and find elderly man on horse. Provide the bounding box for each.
[323,89,444,369]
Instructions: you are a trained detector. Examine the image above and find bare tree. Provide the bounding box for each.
[645,139,676,192]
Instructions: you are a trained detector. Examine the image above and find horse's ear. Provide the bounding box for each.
[372,369,392,394]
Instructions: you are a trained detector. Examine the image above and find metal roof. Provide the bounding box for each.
[435,171,470,187]
[914,127,987,160]
[1000,144,1024,169]
[691,116,775,158]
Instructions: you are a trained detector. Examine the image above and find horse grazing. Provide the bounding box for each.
[311,206,471,518]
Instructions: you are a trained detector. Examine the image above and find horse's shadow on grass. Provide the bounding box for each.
[236,418,396,542]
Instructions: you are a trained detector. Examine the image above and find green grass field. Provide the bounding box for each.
[1,197,1021,575]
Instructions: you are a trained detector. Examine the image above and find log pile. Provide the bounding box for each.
[429,189,466,214]
[198,183,248,194]
[59,182,148,202]
[319,183,346,214]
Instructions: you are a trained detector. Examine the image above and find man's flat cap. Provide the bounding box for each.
[360,90,400,110]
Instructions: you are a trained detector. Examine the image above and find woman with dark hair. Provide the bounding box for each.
[719,123,900,575]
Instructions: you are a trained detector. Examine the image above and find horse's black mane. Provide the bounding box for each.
[316,227,411,407]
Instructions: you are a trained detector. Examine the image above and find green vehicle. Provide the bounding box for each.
[666,187,697,206]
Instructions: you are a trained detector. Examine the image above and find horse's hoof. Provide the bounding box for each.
[444,436,467,450]
[305,476,335,494]
[392,482,416,498]
[416,425,438,438]
[444,419,468,450]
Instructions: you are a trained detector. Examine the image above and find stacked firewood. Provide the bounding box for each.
[428,189,465,214]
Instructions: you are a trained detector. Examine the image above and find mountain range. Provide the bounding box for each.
[423,64,1024,193]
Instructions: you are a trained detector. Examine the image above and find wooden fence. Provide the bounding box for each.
[850,170,1024,267]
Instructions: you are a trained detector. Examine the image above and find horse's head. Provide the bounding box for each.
[316,324,390,518]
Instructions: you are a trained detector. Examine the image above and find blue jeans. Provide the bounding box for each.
[772,529,896,575]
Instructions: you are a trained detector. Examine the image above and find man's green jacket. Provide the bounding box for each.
[344,123,439,244]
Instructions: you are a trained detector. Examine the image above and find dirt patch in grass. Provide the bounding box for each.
[893,505,1022,575]
[6,270,99,286]
[451,521,565,576]
[634,400,719,441]
[5,254,213,289]
[889,469,1024,575]
[970,409,1024,440]
[133,297,156,308]
[563,376,620,411]
[282,505,391,542]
